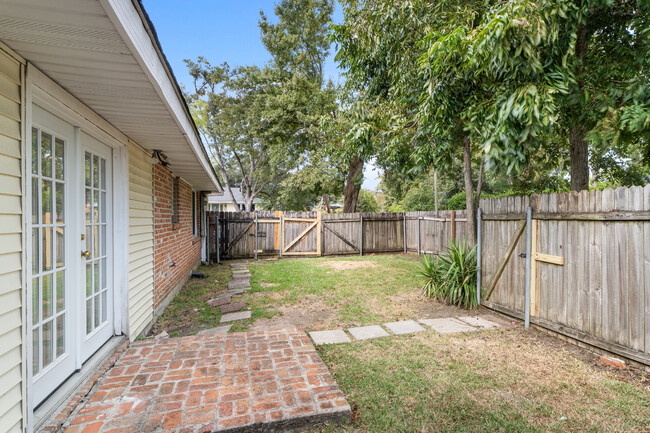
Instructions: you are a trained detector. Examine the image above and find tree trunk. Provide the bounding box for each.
[569,23,590,192]
[474,155,485,211]
[569,125,589,191]
[434,170,438,212]
[462,133,476,242]
[222,177,242,211]
[343,156,364,213]
[244,195,254,212]
[210,141,242,211]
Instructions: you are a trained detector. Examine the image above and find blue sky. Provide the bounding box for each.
[142,0,381,191]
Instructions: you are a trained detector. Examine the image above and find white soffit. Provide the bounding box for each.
[0,0,221,192]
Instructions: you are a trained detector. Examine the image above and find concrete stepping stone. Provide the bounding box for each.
[207,296,231,307]
[228,280,251,290]
[309,330,351,345]
[220,302,246,314]
[230,263,248,268]
[232,274,251,281]
[232,271,251,278]
[226,288,244,296]
[384,320,426,335]
[457,316,501,329]
[348,325,389,341]
[220,311,252,323]
[419,318,478,334]
[197,325,231,335]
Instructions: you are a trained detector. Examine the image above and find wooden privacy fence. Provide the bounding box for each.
[207,185,650,365]
[478,185,650,366]
[208,210,471,259]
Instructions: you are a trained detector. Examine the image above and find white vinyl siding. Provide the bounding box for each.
[127,142,153,339]
[0,46,24,433]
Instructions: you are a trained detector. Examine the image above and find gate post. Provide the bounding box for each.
[524,206,532,329]
[359,214,363,256]
[403,213,407,254]
[476,208,481,305]
[216,213,220,264]
[417,216,421,255]
[254,213,258,260]
[317,211,322,256]
[279,214,283,258]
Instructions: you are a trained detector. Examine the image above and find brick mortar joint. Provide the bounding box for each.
[49,340,132,432]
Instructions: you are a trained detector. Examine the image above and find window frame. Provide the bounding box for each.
[191,191,197,236]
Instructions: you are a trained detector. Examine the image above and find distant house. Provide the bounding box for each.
[0,1,223,431]
[208,187,261,212]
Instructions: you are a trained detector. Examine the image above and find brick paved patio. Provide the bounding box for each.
[61,328,350,433]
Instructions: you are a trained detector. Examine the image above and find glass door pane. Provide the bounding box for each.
[83,151,109,335]
[30,127,68,377]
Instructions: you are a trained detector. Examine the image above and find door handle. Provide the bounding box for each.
[81,250,91,258]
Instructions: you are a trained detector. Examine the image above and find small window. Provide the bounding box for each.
[192,191,197,236]
[172,177,179,224]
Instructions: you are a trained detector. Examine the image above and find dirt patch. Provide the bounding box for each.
[248,295,336,332]
[322,260,379,271]
[260,282,279,288]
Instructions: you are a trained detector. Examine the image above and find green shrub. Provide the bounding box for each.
[419,239,478,309]
[419,253,443,299]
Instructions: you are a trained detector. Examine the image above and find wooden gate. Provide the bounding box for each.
[481,197,566,317]
[281,213,322,256]
[479,189,650,367]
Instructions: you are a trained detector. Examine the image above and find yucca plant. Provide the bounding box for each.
[419,239,478,309]
[419,253,444,299]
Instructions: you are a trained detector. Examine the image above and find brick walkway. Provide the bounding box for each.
[61,328,350,433]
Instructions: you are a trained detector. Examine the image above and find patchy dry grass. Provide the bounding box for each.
[321,260,380,271]
[315,328,650,433]
[233,255,463,332]
[149,264,232,337]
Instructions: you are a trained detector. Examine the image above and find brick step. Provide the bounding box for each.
[208,296,231,307]
[220,302,246,314]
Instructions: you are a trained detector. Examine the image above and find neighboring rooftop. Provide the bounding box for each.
[208,188,261,205]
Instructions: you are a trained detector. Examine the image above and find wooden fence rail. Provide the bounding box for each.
[208,210,471,259]
[207,184,650,366]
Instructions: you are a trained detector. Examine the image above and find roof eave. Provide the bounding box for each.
[101,0,222,192]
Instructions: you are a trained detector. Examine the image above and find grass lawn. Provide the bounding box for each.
[149,254,464,334]
[147,254,649,433]
[315,328,650,433]
[148,264,231,337]
[232,255,462,332]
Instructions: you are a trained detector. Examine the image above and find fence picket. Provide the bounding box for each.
[208,184,650,365]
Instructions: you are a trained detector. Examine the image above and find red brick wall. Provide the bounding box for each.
[153,163,202,309]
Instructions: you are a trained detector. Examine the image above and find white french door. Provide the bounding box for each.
[29,107,115,406]
[80,133,114,360]
[30,107,75,405]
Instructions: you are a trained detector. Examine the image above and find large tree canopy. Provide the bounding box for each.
[452,0,650,191]
[187,0,341,211]
[334,0,650,233]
